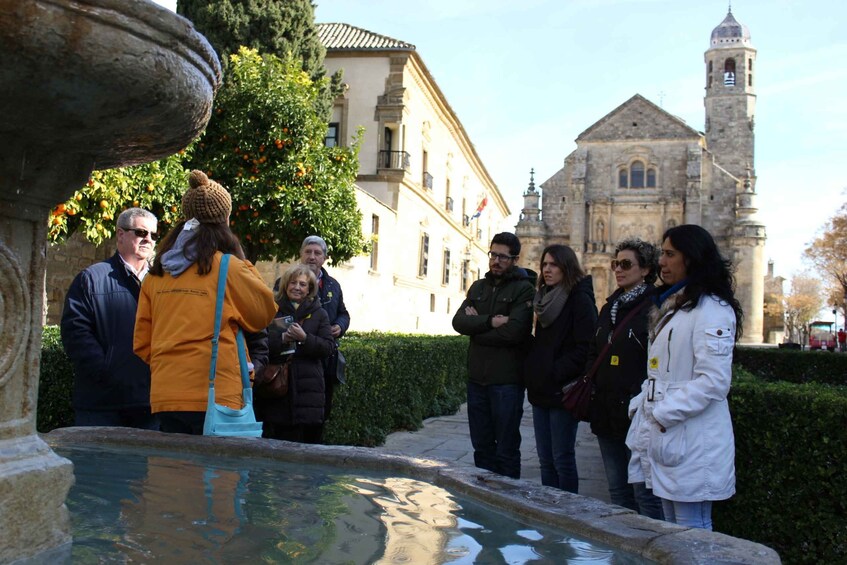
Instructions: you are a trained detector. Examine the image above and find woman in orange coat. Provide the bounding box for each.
[134,171,276,434]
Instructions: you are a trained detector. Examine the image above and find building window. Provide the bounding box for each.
[630,161,645,188]
[325,122,339,147]
[418,233,429,277]
[724,58,736,86]
[619,161,656,188]
[370,214,379,271]
[430,293,436,313]
[461,260,470,292]
[442,249,451,285]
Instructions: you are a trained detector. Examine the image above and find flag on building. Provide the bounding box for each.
[470,195,488,220]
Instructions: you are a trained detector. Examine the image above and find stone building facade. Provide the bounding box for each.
[516,9,767,343]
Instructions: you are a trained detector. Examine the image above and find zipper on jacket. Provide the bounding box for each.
[666,328,673,372]
[629,328,644,350]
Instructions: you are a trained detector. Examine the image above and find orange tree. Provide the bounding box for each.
[188,47,365,264]
[48,152,188,245]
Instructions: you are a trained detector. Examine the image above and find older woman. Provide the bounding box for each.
[134,171,277,435]
[524,244,597,492]
[627,224,743,530]
[588,238,663,519]
[255,263,334,443]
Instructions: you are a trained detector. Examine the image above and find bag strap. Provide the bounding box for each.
[584,298,651,381]
[208,255,252,390]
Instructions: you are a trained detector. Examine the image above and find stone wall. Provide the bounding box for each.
[45,233,114,325]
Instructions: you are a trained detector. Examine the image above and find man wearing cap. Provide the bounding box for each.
[275,235,350,428]
[61,207,160,429]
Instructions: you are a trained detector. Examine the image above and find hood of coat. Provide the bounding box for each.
[571,274,596,303]
[484,266,535,286]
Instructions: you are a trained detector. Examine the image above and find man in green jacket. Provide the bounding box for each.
[452,232,535,478]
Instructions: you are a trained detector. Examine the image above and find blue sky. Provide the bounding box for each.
[154,0,846,282]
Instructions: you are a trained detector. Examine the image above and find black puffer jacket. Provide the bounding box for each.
[255,296,334,426]
[524,276,597,409]
[587,286,655,440]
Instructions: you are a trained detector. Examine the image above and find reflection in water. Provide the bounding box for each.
[60,446,646,564]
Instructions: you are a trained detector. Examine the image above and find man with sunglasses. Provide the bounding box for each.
[452,232,535,479]
[61,207,160,429]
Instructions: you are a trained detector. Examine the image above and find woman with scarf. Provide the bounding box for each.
[134,170,277,435]
[587,238,663,519]
[524,244,597,492]
[626,224,743,530]
[254,263,334,443]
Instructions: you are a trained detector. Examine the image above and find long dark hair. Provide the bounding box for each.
[150,220,245,276]
[662,224,744,339]
[538,244,584,292]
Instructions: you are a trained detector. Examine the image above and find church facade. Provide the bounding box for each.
[516,10,766,343]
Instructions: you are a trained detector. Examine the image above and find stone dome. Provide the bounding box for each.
[710,10,752,47]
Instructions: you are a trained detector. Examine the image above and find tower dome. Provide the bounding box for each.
[710,10,752,47]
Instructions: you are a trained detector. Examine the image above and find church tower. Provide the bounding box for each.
[704,8,756,177]
[514,169,546,270]
[705,8,766,344]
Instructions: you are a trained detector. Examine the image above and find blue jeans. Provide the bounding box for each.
[74,408,159,430]
[466,381,524,479]
[532,405,579,492]
[662,499,713,530]
[596,435,664,519]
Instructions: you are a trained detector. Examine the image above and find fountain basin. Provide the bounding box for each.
[46,427,781,564]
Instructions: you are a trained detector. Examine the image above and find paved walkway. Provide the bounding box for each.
[376,398,611,504]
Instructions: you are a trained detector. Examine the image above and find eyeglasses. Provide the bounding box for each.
[120,227,158,241]
[610,259,636,270]
[488,251,516,262]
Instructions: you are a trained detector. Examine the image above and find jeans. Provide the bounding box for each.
[466,381,524,479]
[662,499,713,530]
[532,405,579,492]
[74,408,159,430]
[596,435,664,519]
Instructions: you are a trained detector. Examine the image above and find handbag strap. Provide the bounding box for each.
[209,254,251,391]
[584,297,651,381]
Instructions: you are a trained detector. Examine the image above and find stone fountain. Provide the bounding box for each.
[0,0,220,561]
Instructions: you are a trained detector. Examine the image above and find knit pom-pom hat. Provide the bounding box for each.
[181,170,232,224]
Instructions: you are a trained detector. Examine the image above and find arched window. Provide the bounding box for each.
[630,161,645,188]
[724,58,736,86]
[646,168,656,188]
[619,168,627,188]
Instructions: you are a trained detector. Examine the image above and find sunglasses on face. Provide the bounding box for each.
[488,251,516,262]
[121,227,158,241]
[610,259,636,271]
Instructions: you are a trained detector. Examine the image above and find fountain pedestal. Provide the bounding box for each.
[0,0,220,561]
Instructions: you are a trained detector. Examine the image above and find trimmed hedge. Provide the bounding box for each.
[733,346,847,385]
[716,368,847,564]
[323,332,467,446]
[36,326,468,446]
[37,326,75,433]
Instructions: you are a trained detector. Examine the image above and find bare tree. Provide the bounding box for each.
[783,274,823,345]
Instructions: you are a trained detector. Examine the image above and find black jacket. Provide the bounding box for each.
[60,253,151,411]
[256,296,334,426]
[587,286,655,440]
[524,276,598,409]
[452,267,535,386]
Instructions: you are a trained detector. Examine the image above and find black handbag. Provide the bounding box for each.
[561,299,650,421]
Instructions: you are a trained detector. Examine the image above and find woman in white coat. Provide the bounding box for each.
[626,224,743,530]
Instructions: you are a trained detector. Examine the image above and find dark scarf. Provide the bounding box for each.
[534,284,569,328]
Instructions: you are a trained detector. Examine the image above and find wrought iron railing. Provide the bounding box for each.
[378,150,410,170]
